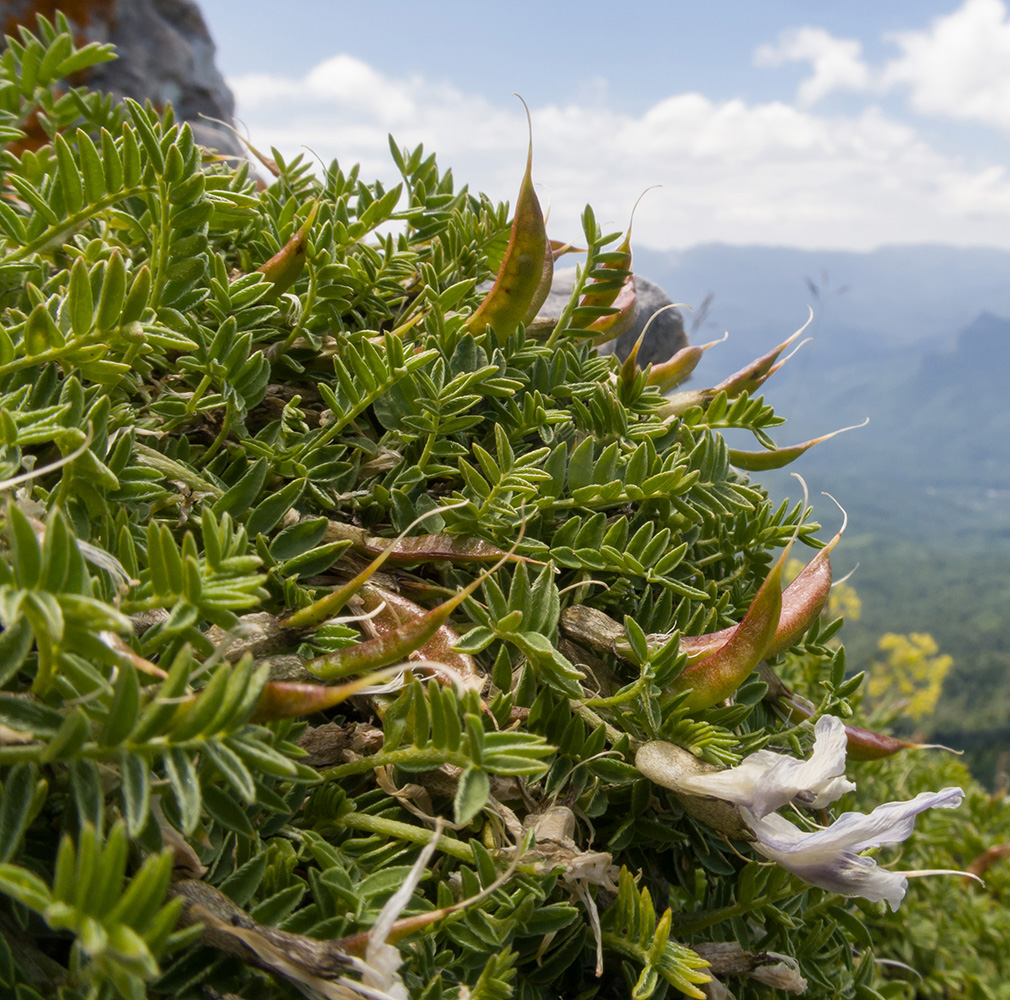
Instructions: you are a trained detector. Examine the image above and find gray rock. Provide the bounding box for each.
[1,0,242,156]
[543,267,687,366]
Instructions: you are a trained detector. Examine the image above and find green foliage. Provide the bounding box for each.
[0,17,967,1000]
[850,751,1010,1000]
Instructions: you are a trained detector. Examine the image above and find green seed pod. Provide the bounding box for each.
[466,97,547,345]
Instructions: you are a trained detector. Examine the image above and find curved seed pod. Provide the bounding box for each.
[765,497,846,656]
[646,333,726,394]
[714,311,811,397]
[199,114,282,177]
[322,520,531,565]
[305,534,524,685]
[635,741,754,841]
[523,237,555,324]
[657,387,713,419]
[551,239,583,259]
[561,495,841,671]
[251,668,402,721]
[729,419,869,472]
[777,688,918,760]
[965,844,1010,883]
[619,326,646,391]
[282,504,464,630]
[256,200,320,299]
[466,97,547,345]
[669,513,802,710]
[358,582,481,689]
[677,501,846,662]
[757,664,956,761]
[580,187,655,311]
[588,273,638,344]
[659,315,812,419]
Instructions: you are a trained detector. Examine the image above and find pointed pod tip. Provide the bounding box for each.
[623,185,661,245]
[513,93,534,166]
[781,473,810,561]
[820,492,849,552]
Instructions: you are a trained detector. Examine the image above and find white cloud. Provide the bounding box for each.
[227,51,1010,252]
[752,1,1010,131]
[755,27,872,106]
[882,0,1010,129]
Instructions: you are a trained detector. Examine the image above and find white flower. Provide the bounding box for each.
[744,787,965,910]
[674,715,856,819]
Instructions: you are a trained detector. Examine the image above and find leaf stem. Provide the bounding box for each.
[335,810,475,863]
[672,883,798,935]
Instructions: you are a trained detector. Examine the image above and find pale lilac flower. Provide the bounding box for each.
[744,787,965,910]
[674,715,856,818]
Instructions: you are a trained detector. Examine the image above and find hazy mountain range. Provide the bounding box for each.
[636,243,1010,540]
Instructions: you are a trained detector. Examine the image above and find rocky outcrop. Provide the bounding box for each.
[0,0,241,155]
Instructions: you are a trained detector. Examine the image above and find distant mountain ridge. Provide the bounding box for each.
[636,242,1010,361]
[634,243,1010,495]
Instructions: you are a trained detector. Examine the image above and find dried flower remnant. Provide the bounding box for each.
[339,826,441,1000]
[693,942,808,995]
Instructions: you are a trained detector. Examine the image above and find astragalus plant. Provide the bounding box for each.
[0,15,972,1000]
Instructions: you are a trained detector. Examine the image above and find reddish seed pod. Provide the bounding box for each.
[588,273,638,344]
[305,531,523,688]
[659,316,812,419]
[668,538,792,710]
[579,186,655,312]
[758,661,957,762]
[671,501,846,666]
[251,670,400,721]
[579,190,659,345]
[523,238,555,324]
[646,332,725,394]
[775,688,917,760]
[282,504,470,631]
[562,540,827,667]
[322,520,530,565]
[357,582,480,689]
[560,511,839,668]
[713,312,811,397]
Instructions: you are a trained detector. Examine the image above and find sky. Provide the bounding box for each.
[197,0,1010,252]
